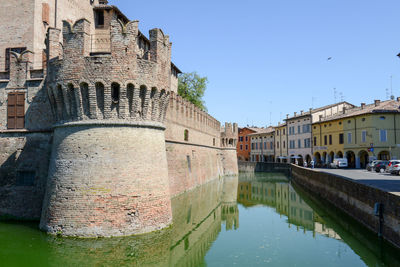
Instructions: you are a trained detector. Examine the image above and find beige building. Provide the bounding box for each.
[249,127,275,162]
[274,123,288,163]
[285,102,355,166]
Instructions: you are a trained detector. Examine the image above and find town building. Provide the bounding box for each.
[312,116,345,167]
[286,102,355,166]
[274,122,288,163]
[312,99,400,168]
[249,127,275,162]
[237,127,258,161]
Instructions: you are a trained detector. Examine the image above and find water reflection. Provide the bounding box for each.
[238,173,339,240]
[2,173,400,266]
[43,176,240,267]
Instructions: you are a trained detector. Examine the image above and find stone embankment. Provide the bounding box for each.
[291,165,400,249]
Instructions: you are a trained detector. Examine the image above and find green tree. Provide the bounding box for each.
[178,72,208,111]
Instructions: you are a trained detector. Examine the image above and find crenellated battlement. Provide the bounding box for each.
[46,11,174,126]
[166,91,220,134]
[221,122,238,148]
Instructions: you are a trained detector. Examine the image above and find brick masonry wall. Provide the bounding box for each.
[291,165,400,248]
[40,124,172,237]
[0,132,52,220]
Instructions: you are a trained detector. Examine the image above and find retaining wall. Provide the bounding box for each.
[291,165,400,248]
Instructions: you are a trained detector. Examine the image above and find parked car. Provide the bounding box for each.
[330,158,348,168]
[374,161,390,173]
[387,160,400,175]
[367,160,381,171]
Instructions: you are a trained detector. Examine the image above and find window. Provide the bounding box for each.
[213,138,216,146]
[347,133,352,144]
[298,126,301,134]
[361,131,367,143]
[245,144,248,150]
[329,135,332,145]
[95,10,105,28]
[283,129,285,135]
[5,47,26,72]
[245,136,248,142]
[184,129,189,141]
[239,136,243,142]
[277,130,280,136]
[339,122,342,125]
[277,142,280,149]
[380,130,387,142]
[298,139,301,148]
[7,92,25,129]
[324,135,327,145]
[240,144,243,150]
[256,143,258,149]
[270,142,273,149]
[339,133,344,144]
[283,141,286,148]
[314,136,317,146]
[251,143,254,150]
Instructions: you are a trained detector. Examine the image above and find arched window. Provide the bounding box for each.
[184,129,189,141]
[111,83,120,103]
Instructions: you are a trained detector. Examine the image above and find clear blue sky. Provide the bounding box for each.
[109,0,400,127]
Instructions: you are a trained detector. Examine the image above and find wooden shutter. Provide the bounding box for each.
[7,92,25,129]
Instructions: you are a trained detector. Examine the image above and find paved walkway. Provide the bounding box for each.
[312,168,400,195]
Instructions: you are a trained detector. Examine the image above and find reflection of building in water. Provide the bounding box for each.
[221,176,239,230]
[47,176,239,267]
[237,178,340,239]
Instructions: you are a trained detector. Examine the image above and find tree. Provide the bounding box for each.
[178,72,208,111]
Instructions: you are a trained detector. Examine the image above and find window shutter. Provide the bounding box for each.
[7,93,25,129]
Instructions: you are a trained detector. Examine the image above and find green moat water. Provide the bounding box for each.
[1,173,400,267]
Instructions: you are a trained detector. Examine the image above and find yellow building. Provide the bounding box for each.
[313,99,400,168]
[312,117,345,166]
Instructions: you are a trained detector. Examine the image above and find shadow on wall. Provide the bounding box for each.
[0,83,53,220]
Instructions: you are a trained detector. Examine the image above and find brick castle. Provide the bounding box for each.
[0,0,238,237]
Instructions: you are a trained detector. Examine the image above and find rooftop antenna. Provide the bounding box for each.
[339,92,344,102]
[386,88,390,100]
[391,75,395,100]
[333,88,337,103]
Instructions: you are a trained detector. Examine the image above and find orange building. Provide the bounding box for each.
[237,127,258,161]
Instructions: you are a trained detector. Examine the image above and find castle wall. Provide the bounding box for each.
[0,132,52,220]
[40,124,172,237]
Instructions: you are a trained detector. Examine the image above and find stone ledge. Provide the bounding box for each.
[53,120,166,130]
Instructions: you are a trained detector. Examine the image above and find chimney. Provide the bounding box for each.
[397,97,400,102]
[286,114,289,119]
[319,115,323,122]
[361,103,366,109]
[374,100,380,107]
[294,112,297,116]
[300,110,304,115]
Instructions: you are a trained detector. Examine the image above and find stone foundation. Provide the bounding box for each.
[39,122,172,237]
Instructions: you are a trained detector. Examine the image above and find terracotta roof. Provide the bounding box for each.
[247,127,275,136]
[315,99,400,123]
[285,101,355,121]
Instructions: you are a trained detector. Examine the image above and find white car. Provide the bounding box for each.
[331,158,348,168]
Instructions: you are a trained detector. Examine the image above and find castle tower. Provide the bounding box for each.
[220,122,239,175]
[39,10,173,237]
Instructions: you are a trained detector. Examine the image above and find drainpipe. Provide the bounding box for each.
[54,0,58,28]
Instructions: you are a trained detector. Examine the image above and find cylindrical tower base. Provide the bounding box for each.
[40,121,172,237]
[222,148,239,176]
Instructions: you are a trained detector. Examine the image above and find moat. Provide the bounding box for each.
[1,173,400,267]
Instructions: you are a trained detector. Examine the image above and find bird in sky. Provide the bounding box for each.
[327,57,332,61]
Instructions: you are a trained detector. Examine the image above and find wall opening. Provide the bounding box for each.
[184,129,189,141]
[67,84,77,119]
[7,92,25,129]
[80,83,90,118]
[95,82,105,119]
[187,155,191,173]
[127,84,134,116]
